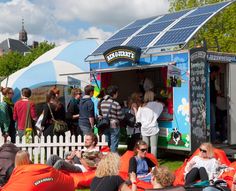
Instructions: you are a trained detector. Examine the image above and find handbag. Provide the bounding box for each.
[97,100,113,135]
[48,103,68,134]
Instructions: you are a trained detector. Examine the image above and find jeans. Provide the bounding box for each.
[46,155,82,172]
[104,127,120,152]
[79,124,92,136]
[203,187,220,191]
[142,134,158,158]
[18,130,25,142]
[210,103,216,142]
[185,167,209,186]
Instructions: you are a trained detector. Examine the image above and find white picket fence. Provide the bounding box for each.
[0,132,108,164]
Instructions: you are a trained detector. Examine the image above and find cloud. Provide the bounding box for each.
[0,0,170,45]
[51,0,170,27]
[77,27,113,45]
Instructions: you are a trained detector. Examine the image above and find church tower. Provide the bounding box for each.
[19,19,28,45]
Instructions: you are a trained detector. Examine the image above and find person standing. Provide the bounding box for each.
[13,88,37,140]
[79,85,95,136]
[66,88,82,136]
[136,90,163,158]
[41,91,66,137]
[0,87,16,143]
[210,65,220,143]
[100,85,124,152]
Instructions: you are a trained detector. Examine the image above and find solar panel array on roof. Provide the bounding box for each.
[109,26,142,40]
[92,38,126,54]
[125,17,156,29]
[188,1,229,16]
[90,1,232,56]
[126,33,158,48]
[154,27,197,47]
[138,21,173,35]
[171,13,212,30]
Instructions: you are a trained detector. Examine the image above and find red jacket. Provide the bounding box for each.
[13,99,37,130]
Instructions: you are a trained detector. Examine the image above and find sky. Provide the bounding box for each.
[0,0,170,46]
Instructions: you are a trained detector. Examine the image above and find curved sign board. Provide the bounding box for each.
[103,46,141,65]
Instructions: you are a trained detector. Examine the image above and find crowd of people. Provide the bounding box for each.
[0,83,235,191]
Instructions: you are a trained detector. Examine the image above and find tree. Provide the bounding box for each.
[0,51,23,77]
[169,0,236,53]
[19,41,55,68]
[0,41,55,78]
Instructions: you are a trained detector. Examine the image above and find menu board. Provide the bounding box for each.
[190,48,208,151]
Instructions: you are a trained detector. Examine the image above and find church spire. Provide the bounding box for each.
[19,19,28,44]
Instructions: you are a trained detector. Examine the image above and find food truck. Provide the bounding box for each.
[83,1,236,153]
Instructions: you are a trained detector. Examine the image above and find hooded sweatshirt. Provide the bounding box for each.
[78,95,94,128]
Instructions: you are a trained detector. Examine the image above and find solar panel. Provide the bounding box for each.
[138,21,173,35]
[154,10,189,23]
[92,38,127,54]
[171,13,212,29]
[154,27,197,47]
[126,33,158,48]
[109,27,142,40]
[90,1,232,57]
[125,17,156,29]
[188,1,229,16]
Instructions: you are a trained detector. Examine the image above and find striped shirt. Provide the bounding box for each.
[100,96,124,128]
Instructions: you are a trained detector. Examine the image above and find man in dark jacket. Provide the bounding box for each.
[78,85,95,136]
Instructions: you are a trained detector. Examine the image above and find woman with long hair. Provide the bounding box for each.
[0,87,16,143]
[91,153,137,191]
[15,150,31,167]
[41,91,66,137]
[128,140,155,182]
[185,142,220,186]
[136,90,164,157]
[126,92,143,150]
[66,88,82,136]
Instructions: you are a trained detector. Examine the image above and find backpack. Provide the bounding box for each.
[0,143,20,186]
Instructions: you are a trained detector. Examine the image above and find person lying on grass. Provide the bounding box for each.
[47,132,103,172]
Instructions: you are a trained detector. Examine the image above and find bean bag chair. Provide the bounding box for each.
[173,148,231,186]
[69,170,95,188]
[119,150,158,173]
[1,164,74,191]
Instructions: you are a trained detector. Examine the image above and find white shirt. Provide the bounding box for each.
[136,101,163,136]
[185,156,219,180]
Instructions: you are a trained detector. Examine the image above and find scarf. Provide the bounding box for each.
[3,96,14,107]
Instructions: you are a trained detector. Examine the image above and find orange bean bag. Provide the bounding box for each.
[68,150,157,190]
[119,150,158,173]
[173,148,231,186]
[1,164,74,191]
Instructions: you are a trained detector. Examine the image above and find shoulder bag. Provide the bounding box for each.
[48,103,68,134]
[97,100,113,135]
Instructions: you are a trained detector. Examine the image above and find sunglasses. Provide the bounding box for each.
[199,148,207,153]
[140,148,147,152]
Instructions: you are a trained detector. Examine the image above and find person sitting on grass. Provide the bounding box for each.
[91,152,137,191]
[151,166,176,189]
[129,140,155,182]
[46,132,103,172]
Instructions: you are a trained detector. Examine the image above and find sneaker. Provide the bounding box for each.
[222,140,228,144]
